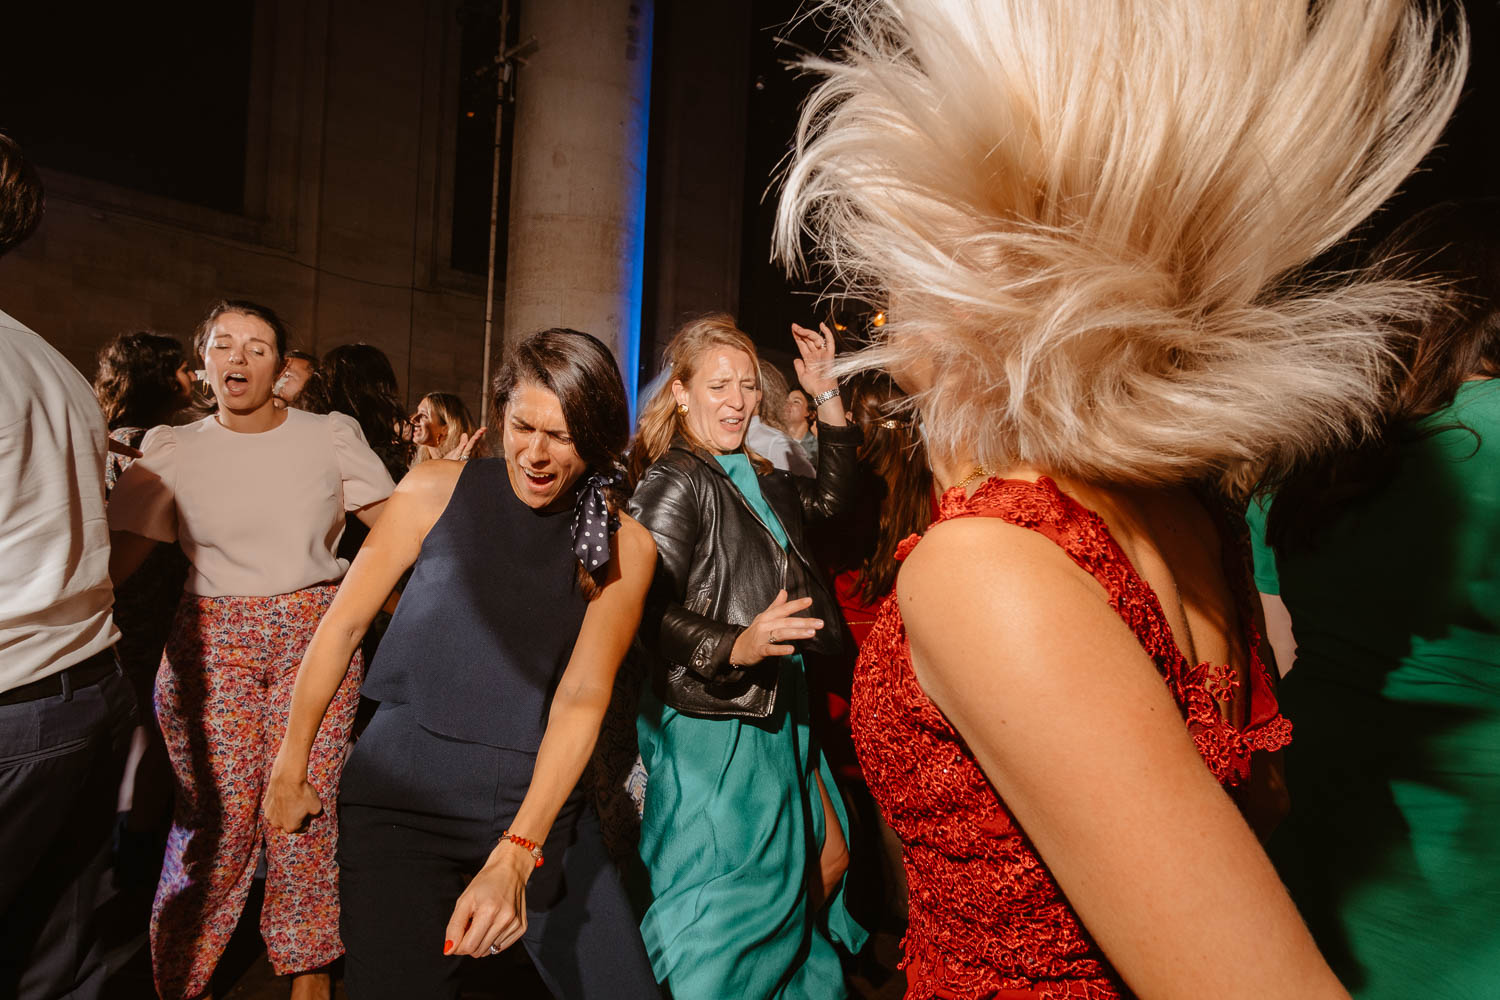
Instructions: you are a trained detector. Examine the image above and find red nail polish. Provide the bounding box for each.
[443,939,455,955]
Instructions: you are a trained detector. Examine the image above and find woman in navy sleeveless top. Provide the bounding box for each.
[263,329,659,1000]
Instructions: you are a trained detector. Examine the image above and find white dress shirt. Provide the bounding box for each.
[0,308,118,693]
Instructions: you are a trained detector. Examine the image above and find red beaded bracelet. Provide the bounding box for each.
[501,830,545,868]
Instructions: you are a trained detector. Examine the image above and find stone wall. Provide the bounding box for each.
[0,0,754,413]
[0,0,491,413]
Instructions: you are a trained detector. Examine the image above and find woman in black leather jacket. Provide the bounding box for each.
[626,314,868,997]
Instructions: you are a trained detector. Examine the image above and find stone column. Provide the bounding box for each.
[503,0,654,409]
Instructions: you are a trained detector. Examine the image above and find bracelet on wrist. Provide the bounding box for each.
[501,829,545,868]
[810,387,840,408]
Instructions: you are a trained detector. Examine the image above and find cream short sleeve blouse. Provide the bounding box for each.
[108,409,395,597]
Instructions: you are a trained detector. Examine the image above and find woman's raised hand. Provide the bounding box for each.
[263,761,324,834]
[790,322,838,398]
[441,427,486,461]
[729,588,824,667]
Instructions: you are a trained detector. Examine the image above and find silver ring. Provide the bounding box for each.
[488,944,501,956]
[770,632,779,644]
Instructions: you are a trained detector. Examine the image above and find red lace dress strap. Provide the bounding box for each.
[937,476,1291,782]
[851,477,1291,1000]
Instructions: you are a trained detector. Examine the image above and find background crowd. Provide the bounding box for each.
[3,2,1498,1000]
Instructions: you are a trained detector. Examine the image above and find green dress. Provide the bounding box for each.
[1248,378,1500,1000]
[636,452,867,998]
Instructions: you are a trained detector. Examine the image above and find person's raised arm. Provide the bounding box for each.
[789,321,860,520]
[899,517,1348,1000]
[790,322,846,429]
[263,460,460,833]
[439,426,486,461]
[443,514,657,957]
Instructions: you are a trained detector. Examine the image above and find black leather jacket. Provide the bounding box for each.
[628,421,862,718]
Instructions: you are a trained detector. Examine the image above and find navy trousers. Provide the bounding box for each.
[337,703,658,999]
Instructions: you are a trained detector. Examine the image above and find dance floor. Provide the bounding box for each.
[103,879,907,998]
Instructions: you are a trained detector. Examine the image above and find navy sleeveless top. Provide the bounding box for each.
[363,458,588,751]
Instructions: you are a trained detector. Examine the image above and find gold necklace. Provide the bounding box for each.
[952,464,988,491]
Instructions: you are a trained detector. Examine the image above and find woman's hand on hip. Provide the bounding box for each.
[445,845,532,958]
[730,588,823,667]
[263,761,323,834]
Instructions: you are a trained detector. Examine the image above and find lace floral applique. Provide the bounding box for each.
[895,533,923,562]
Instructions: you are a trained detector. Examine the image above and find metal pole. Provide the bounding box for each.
[479,0,509,426]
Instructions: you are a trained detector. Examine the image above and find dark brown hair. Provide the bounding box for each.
[0,133,43,257]
[839,372,936,603]
[290,369,333,415]
[491,328,630,598]
[191,299,289,361]
[322,343,413,482]
[1267,199,1500,550]
[93,330,188,430]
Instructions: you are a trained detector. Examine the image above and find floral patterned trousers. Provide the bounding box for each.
[149,586,361,999]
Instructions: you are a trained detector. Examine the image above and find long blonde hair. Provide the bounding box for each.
[629,314,768,482]
[775,0,1466,495]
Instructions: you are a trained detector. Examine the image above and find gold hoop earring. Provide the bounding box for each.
[677,403,688,415]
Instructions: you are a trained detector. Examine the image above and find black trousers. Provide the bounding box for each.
[0,659,136,1000]
[337,704,658,1000]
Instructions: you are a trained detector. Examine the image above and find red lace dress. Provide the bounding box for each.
[850,477,1292,999]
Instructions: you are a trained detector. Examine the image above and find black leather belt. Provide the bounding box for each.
[0,647,120,706]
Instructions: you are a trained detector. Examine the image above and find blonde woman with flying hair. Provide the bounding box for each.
[775,1,1464,999]
[627,314,868,996]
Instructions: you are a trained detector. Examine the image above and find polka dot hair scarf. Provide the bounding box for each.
[571,468,624,573]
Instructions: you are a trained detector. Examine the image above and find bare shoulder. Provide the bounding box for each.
[581,512,656,612]
[382,459,464,537]
[395,458,464,500]
[612,512,657,586]
[898,515,1132,705]
[898,516,1103,634]
[615,511,657,559]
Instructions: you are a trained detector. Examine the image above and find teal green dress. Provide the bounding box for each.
[636,452,867,998]
[1248,378,1500,1000]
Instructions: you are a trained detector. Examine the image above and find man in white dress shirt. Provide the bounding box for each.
[0,133,135,1000]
